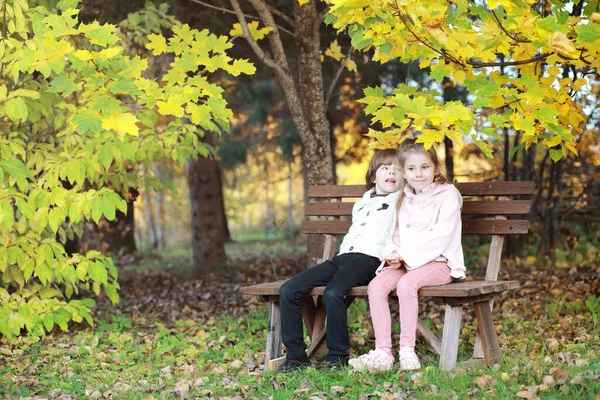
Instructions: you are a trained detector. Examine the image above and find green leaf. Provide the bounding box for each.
[429,63,452,82]
[549,148,564,162]
[48,208,62,233]
[88,261,108,285]
[76,260,88,280]
[40,287,63,299]
[1,200,14,230]
[4,97,28,123]
[104,284,119,305]
[22,258,34,282]
[62,264,77,284]
[41,314,54,332]
[576,23,600,44]
[99,144,114,169]
[49,74,79,96]
[72,112,102,134]
[82,21,120,46]
[380,42,393,54]
[35,262,53,285]
[509,143,526,159]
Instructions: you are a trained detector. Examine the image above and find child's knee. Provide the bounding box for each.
[396,278,418,296]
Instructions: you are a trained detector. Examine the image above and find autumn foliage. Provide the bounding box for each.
[325,0,599,160]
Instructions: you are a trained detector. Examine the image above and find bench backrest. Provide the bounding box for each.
[302,181,535,281]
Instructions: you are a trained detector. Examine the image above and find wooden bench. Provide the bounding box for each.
[242,181,535,371]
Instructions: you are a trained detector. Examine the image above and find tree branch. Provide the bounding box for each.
[268,6,294,27]
[247,0,292,74]
[325,46,352,107]
[467,53,550,68]
[491,9,531,43]
[229,0,281,70]
[187,0,296,38]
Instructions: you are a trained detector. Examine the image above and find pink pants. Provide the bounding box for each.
[368,261,452,349]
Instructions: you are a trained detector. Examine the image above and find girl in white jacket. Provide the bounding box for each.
[278,149,403,372]
[350,142,466,372]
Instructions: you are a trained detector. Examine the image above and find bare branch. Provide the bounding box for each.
[247,0,292,73]
[187,0,296,38]
[325,46,352,107]
[268,6,294,27]
[229,0,281,70]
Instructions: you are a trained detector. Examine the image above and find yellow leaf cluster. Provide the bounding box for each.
[229,21,273,41]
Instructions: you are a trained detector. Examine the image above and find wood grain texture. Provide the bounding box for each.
[302,219,529,235]
[242,280,520,297]
[304,200,532,216]
[306,181,535,198]
[439,305,463,371]
[474,300,501,367]
[265,302,282,370]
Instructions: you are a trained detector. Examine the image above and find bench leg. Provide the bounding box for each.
[472,299,495,359]
[473,300,501,367]
[265,302,283,371]
[439,304,463,371]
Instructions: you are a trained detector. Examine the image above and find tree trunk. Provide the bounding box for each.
[441,78,455,182]
[230,0,336,266]
[216,167,232,243]
[186,132,227,275]
[287,158,295,238]
[153,163,167,249]
[444,137,454,182]
[80,187,138,257]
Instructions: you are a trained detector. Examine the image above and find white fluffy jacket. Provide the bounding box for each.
[338,189,401,259]
[378,182,467,279]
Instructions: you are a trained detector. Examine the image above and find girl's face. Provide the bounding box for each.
[373,163,402,195]
[402,152,436,194]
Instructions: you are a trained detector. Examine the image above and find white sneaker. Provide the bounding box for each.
[349,349,394,372]
[399,347,421,370]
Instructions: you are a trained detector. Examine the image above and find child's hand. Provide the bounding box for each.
[381,250,402,268]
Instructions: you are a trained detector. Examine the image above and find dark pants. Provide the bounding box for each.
[279,253,380,362]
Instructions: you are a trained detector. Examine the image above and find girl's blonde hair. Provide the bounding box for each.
[365,148,403,190]
[394,142,448,222]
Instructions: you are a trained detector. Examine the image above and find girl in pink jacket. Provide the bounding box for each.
[349,142,466,372]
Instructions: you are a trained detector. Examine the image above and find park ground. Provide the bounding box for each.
[0,239,599,400]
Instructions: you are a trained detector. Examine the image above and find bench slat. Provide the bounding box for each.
[455,181,535,196]
[302,219,529,235]
[241,280,520,298]
[307,182,535,198]
[304,200,532,217]
[462,219,529,234]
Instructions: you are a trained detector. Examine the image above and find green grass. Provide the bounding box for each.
[1,300,599,399]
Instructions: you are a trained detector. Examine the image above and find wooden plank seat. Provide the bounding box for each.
[241,181,535,372]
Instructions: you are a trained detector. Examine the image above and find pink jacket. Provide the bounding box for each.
[378,182,466,279]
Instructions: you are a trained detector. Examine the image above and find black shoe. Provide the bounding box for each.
[317,358,348,370]
[277,358,312,373]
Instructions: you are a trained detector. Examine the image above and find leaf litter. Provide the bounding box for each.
[0,249,598,399]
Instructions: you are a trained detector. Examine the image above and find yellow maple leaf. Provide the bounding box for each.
[325,40,344,61]
[545,135,562,148]
[590,13,600,23]
[298,0,309,5]
[73,50,94,61]
[102,113,140,139]
[415,128,443,149]
[146,34,168,56]
[346,59,357,72]
[548,31,578,58]
[229,22,273,41]
[229,23,243,37]
[156,100,184,118]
